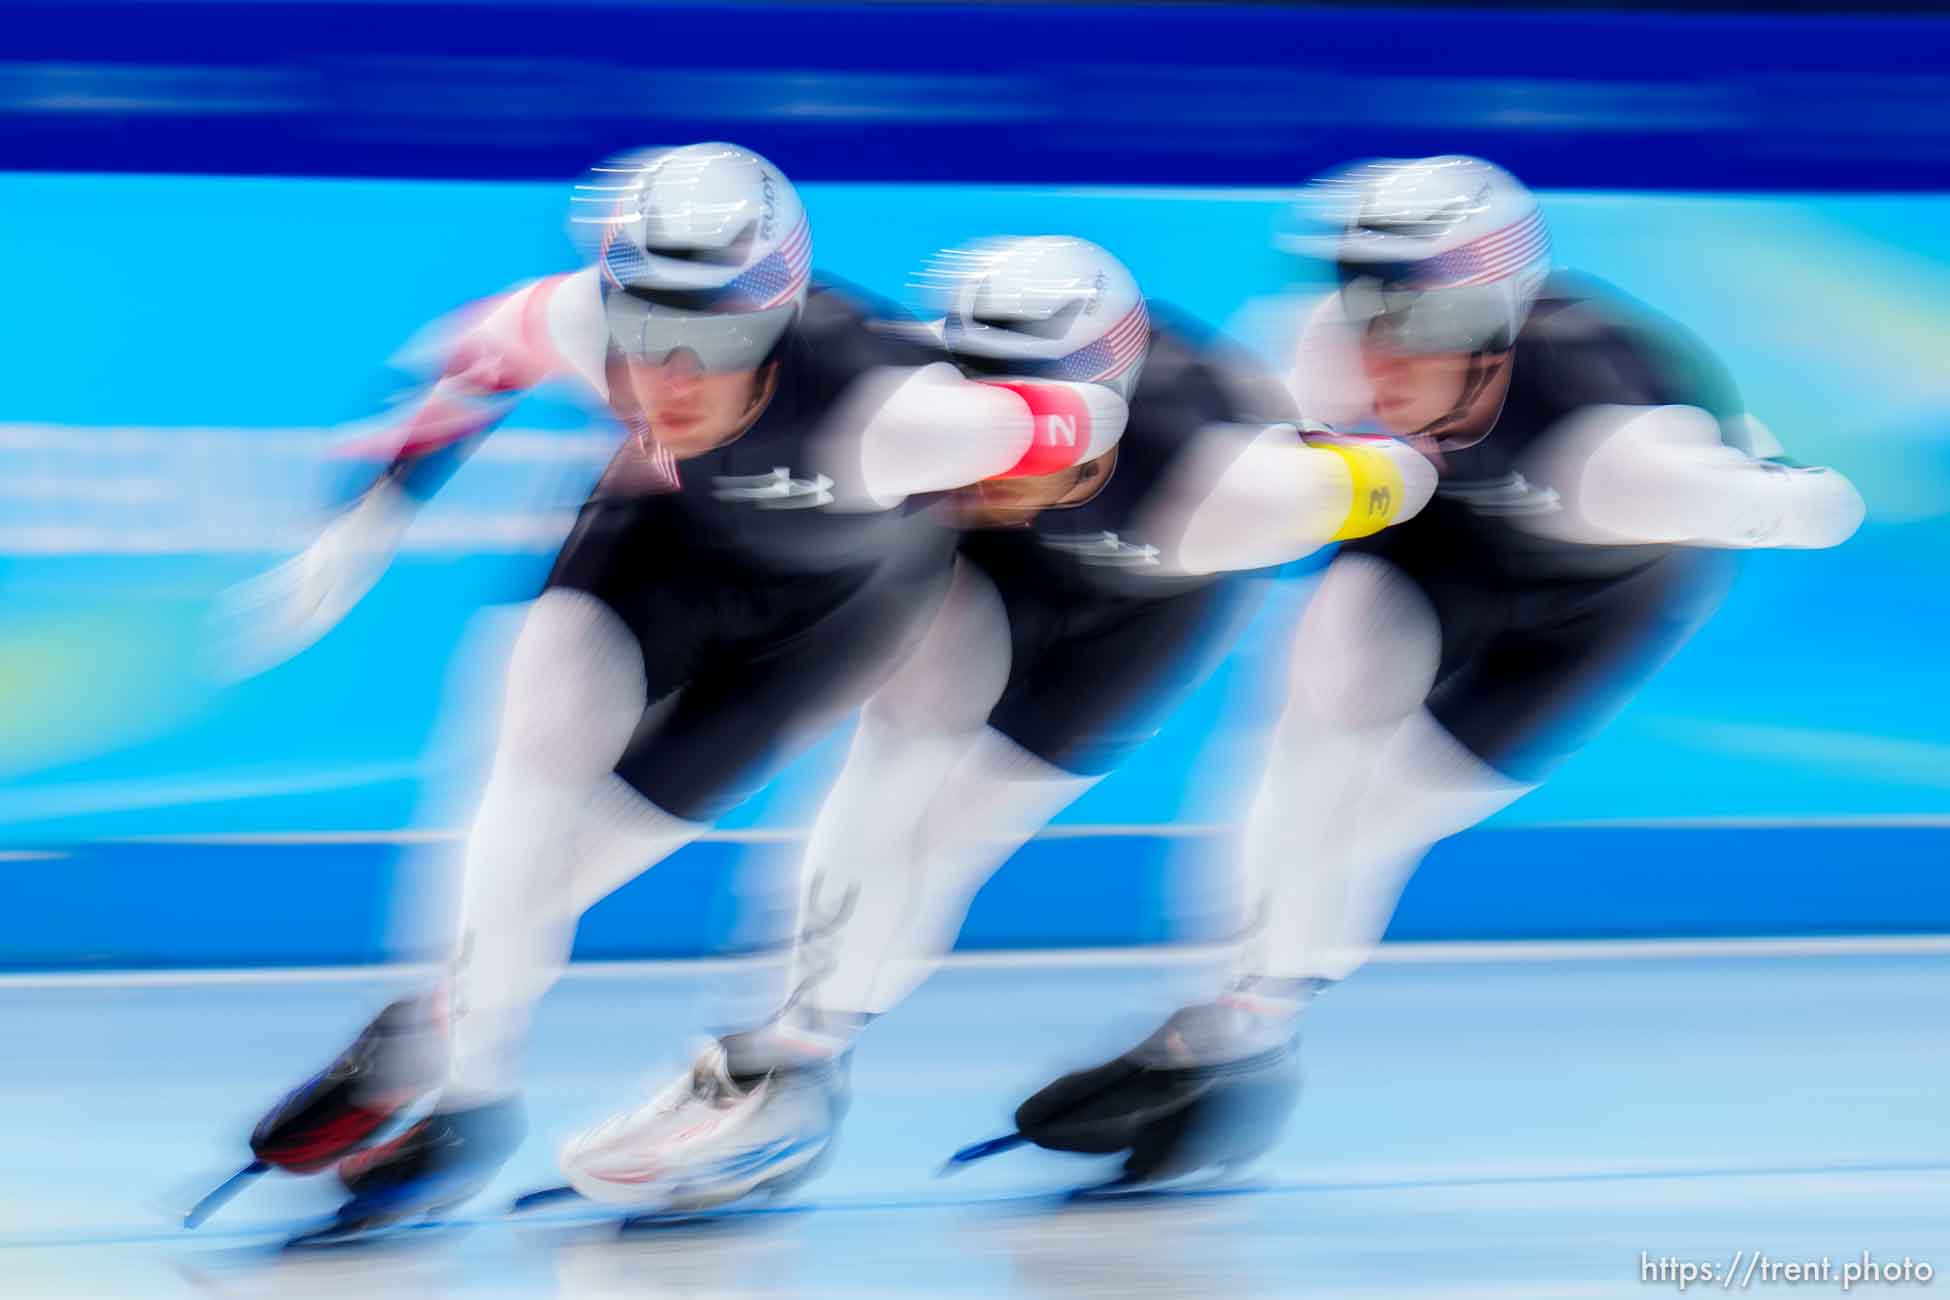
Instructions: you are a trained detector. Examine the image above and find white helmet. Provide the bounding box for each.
[920,236,1149,400]
[1289,156,1550,355]
[570,142,812,372]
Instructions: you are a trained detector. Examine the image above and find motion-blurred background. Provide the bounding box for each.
[4,0,1949,969]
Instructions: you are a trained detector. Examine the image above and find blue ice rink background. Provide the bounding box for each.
[4,1,1950,967]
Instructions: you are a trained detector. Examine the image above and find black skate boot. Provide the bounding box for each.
[287,1096,526,1247]
[956,985,1308,1193]
[185,995,450,1230]
[250,995,448,1174]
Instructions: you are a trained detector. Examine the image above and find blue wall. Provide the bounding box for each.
[3,1,1949,967]
[9,1,1950,190]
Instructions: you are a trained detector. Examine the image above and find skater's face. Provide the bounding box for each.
[624,350,773,457]
[1358,324,1508,438]
[957,448,1116,527]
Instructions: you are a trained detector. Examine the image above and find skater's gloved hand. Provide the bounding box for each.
[209,479,417,682]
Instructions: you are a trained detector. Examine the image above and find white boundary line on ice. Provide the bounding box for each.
[75,824,1233,845]
[42,813,1950,850]
[6,934,1950,990]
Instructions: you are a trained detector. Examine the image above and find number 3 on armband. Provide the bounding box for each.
[1313,439,1407,542]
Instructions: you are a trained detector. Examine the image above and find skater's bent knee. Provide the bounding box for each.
[498,591,647,777]
[1289,556,1438,727]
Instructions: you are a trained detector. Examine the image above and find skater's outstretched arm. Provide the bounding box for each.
[1140,422,1436,576]
[812,360,1131,509]
[215,271,604,679]
[1517,403,1865,551]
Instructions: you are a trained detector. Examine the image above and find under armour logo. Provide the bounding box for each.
[1368,486,1392,516]
[1042,529,1161,567]
[1439,472,1561,517]
[712,467,836,509]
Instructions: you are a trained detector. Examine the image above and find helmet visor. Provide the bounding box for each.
[1337,263,1517,356]
[603,293,796,373]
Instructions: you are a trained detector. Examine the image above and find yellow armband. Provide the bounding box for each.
[1310,438,1409,541]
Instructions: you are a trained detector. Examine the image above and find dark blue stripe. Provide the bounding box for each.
[4,826,1946,970]
[6,2,1950,188]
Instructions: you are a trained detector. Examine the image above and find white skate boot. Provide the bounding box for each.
[559,1030,849,1213]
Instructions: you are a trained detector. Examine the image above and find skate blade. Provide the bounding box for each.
[183,1160,271,1229]
[287,1175,488,1249]
[941,1132,1025,1175]
[509,1185,585,1215]
[620,1200,809,1232]
[1065,1170,1268,1204]
[287,1214,414,1249]
[507,1184,703,1229]
[285,1205,473,1250]
[507,1184,808,1232]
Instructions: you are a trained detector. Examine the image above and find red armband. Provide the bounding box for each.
[983,381,1094,479]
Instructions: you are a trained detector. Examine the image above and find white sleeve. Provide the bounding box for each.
[1517,404,1865,550]
[538,267,613,400]
[1139,424,1437,576]
[387,268,609,404]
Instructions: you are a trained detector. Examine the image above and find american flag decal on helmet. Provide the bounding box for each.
[1407,208,1550,290]
[598,218,809,314]
[720,217,812,311]
[599,224,649,291]
[1050,300,1150,384]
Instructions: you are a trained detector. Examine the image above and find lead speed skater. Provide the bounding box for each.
[972,156,1865,1194]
